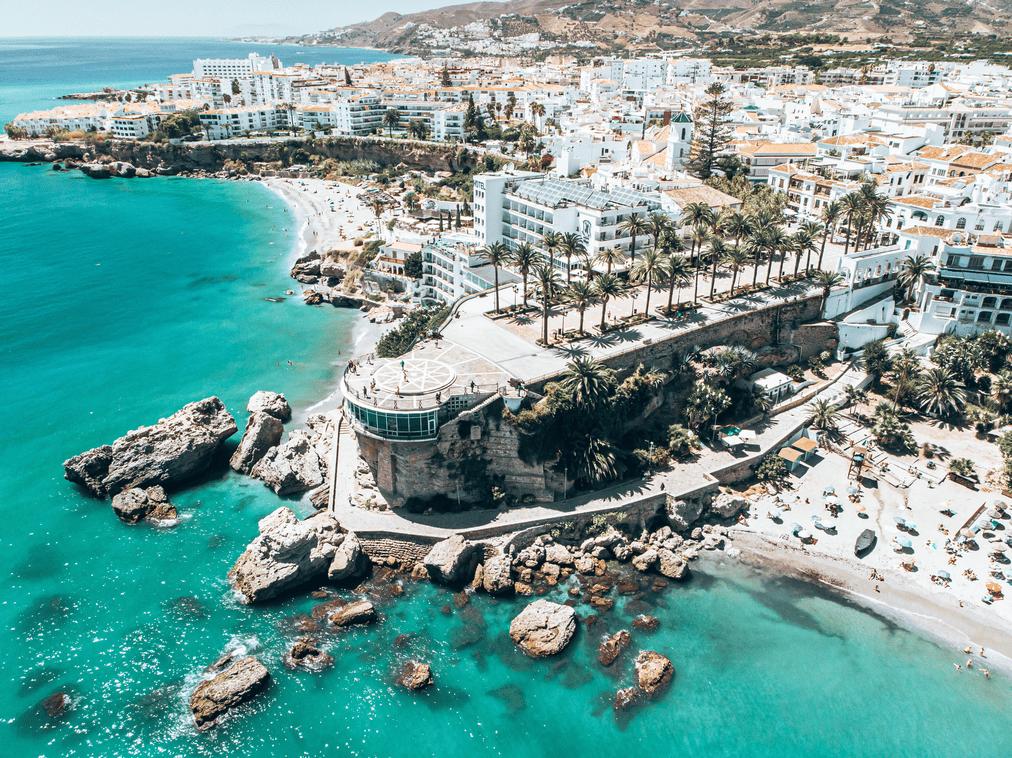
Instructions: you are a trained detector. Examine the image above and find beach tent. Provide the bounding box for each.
[778,447,804,472]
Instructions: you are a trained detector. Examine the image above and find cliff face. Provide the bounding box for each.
[0,138,479,175]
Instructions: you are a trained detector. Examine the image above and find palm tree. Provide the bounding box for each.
[402,192,419,213]
[561,356,616,408]
[566,280,598,334]
[619,213,650,263]
[891,347,922,404]
[707,238,729,300]
[542,230,562,269]
[844,384,869,418]
[763,225,787,285]
[630,247,669,316]
[594,246,626,276]
[993,370,1012,412]
[531,102,546,131]
[899,254,933,304]
[560,231,585,284]
[690,224,712,304]
[918,366,966,418]
[369,197,385,219]
[841,191,866,256]
[593,273,625,331]
[798,222,822,275]
[648,211,673,253]
[808,398,843,431]
[818,200,842,269]
[726,245,751,294]
[724,210,753,257]
[681,201,713,233]
[747,228,766,287]
[480,242,511,312]
[572,433,621,486]
[510,242,541,307]
[382,108,400,137]
[532,262,562,344]
[812,269,844,312]
[664,244,690,314]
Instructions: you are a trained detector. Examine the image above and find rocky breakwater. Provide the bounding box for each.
[189,654,270,731]
[229,506,369,603]
[63,397,237,499]
[509,599,577,658]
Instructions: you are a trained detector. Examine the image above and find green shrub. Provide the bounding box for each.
[949,458,976,479]
[755,453,788,481]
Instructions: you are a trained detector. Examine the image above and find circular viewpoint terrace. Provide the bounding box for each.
[342,340,514,441]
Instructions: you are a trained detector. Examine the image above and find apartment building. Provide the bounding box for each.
[192,53,280,80]
[767,164,861,221]
[294,94,383,136]
[420,233,518,303]
[735,141,819,182]
[199,104,292,139]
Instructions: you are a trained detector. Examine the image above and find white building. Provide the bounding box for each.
[192,53,280,80]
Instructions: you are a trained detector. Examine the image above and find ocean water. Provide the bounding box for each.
[0,37,400,126]
[2,40,1012,758]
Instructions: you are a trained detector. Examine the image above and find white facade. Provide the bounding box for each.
[192,53,279,80]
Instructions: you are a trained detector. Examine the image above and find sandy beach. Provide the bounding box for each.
[724,438,1012,670]
[263,176,381,263]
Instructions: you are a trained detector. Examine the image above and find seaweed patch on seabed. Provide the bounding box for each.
[487,683,527,714]
[16,544,66,579]
[18,666,64,697]
[17,594,78,633]
[188,274,240,287]
[765,572,907,637]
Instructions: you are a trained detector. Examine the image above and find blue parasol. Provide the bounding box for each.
[897,537,913,548]
[937,570,951,580]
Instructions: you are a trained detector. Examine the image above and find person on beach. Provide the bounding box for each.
[954,664,962,671]
[980,647,985,657]
[967,660,973,669]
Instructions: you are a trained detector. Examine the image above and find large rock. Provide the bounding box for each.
[508,599,576,658]
[110,485,176,523]
[614,686,643,712]
[319,256,346,279]
[656,549,689,580]
[544,543,574,566]
[327,532,366,582]
[328,600,376,627]
[423,535,478,584]
[63,397,237,498]
[598,630,631,666]
[396,661,434,691]
[634,651,673,697]
[80,163,111,179]
[290,252,321,283]
[189,656,270,731]
[482,553,514,595]
[247,391,292,421]
[710,493,748,519]
[229,508,341,603]
[230,412,284,474]
[251,431,324,495]
[631,549,659,572]
[666,498,706,532]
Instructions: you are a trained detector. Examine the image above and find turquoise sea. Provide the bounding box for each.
[2,39,1011,758]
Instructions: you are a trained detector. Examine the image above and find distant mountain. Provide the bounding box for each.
[276,0,1011,56]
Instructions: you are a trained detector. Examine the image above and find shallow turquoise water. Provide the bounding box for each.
[2,39,1012,757]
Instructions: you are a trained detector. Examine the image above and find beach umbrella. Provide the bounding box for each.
[824,486,835,494]
[987,509,1002,519]
[897,537,913,548]
[986,582,1002,594]
[798,530,811,540]
[939,501,953,511]
[847,486,859,495]
[893,516,906,525]
[901,558,916,566]
[789,522,803,534]
[769,508,783,519]
[905,523,917,532]
[937,570,951,580]
[854,503,867,513]
[959,528,975,539]
[993,544,1007,553]
[993,500,1008,511]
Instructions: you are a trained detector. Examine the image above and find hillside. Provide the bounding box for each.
[274,0,1012,56]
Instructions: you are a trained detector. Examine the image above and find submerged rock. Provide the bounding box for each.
[230,412,284,475]
[247,391,292,421]
[110,485,176,523]
[40,692,69,718]
[63,397,237,498]
[631,615,659,632]
[508,599,576,658]
[423,535,478,584]
[228,508,341,603]
[284,638,333,671]
[598,630,631,666]
[189,656,270,731]
[396,661,434,691]
[613,686,643,712]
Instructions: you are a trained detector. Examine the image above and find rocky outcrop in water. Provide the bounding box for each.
[634,651,673,697]
[284,638,333,671]
[247,391,291,421]
[63,397,237,498]
[327,531,366,582]
[110,485,176,523]
[328,600,376,627]
[423,535,478,584]
[230,412,284,475]
[396,661,434,691]
[229,507,342,603]
[189,656,270,731]
[508,599,576,658]
[598,630,631,666]
[250,414,334,496]
[481,552,514,595]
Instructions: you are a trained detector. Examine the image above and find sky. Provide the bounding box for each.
[3,0,500,38]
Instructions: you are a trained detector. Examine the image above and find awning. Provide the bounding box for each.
[793,437,819,453]
[722,435,745,447]
[738,429,757,441]
[779,448,804,463]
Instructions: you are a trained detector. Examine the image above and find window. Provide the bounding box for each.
[997,313,1011,326]
[967,257,985,270]
[956,218,967,229]
[983,297,997,308]
[995,222,1004,232]
[978,311,993,323]
[935,216,945,227]
[976,220,985,231]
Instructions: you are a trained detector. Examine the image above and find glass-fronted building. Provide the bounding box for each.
[344,398,440,441]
